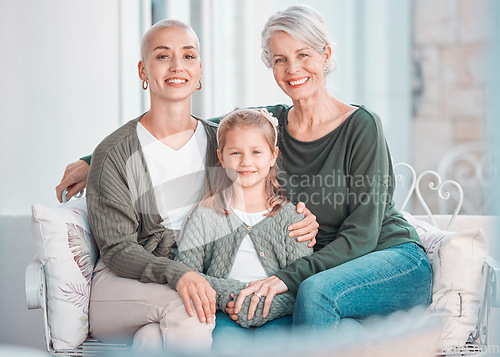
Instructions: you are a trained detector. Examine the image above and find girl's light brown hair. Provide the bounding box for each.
[204,108,288,217]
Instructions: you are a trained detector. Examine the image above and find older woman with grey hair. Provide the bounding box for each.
[230,5,432,335]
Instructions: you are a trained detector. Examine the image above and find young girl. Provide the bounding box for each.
[175,108,313,344]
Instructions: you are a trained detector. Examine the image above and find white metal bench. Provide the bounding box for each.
[394,162,499,356]
[25,163,500,356]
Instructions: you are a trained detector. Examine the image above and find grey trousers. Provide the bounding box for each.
[89,260,214,354]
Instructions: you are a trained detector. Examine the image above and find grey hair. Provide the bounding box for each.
[140,19,200,62]
[261,5,336,74]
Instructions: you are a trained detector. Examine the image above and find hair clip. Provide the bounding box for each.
[257,108,278,146]
[258,108,279,128]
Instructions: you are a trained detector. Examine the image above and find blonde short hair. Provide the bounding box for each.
[140,19,200,62]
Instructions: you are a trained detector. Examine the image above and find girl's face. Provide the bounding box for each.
[139,26,202,102]
[269,31,331,101]
[218,127,278,191]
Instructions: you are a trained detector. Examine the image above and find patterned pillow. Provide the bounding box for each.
[31,197,98,350]
[402,211,455,266]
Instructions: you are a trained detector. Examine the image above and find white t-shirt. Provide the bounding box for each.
[137,121,207,230]
[227,208,269,284]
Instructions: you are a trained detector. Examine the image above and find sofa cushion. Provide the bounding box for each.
[31,197,98,350]
[403,212,489,351]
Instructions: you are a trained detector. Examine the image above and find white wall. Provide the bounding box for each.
[0,0,123,215]
[0,0,143,351]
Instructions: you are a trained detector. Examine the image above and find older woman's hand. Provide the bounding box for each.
[288,202,318,248]
[56,159,89,203]
[234,276,288,320]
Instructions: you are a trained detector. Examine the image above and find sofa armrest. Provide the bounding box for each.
[485,256,500,308]
[25,256,52,352]
[25,256,44,310]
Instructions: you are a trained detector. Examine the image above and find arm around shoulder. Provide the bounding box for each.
[55,159,90,203]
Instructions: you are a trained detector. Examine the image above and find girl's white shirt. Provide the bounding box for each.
[228,208,269,284]
[137,120,207,230]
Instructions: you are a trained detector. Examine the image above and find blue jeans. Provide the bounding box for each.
[293,242,432,331]
[212,312,292,350]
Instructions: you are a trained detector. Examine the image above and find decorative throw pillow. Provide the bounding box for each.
[402,212,455,267]
[402,212,489,351]
[31,197,98,350]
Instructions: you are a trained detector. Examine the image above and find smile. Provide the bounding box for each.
[165,78,187,84]
[288,77,309,86]
[238,171,257,176]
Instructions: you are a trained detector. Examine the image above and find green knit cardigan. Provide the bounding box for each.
[175,202,313,328]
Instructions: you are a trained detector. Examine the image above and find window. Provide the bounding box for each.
[142,0,412,162]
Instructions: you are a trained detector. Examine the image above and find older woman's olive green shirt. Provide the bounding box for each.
[265,104,423,295]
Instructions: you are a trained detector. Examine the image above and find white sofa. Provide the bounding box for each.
[25,163,500,356]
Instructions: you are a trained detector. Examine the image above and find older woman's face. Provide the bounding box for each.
[268,31,328,101]
[139,26,202,102]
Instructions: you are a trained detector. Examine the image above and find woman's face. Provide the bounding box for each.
[139,26,202,102]
[268,31,330,101]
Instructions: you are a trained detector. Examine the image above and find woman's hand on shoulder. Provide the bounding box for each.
[288,202,318,248]
[55,159,90,203]
[234,276,288,320]
[176,271,216,324]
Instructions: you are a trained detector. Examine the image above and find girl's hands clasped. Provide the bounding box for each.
[225,294,240,323]
[289,202,318,248]
[233,275,289,320]
[226,202,316,321]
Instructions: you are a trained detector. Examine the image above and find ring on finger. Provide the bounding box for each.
[254,292,263,299]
